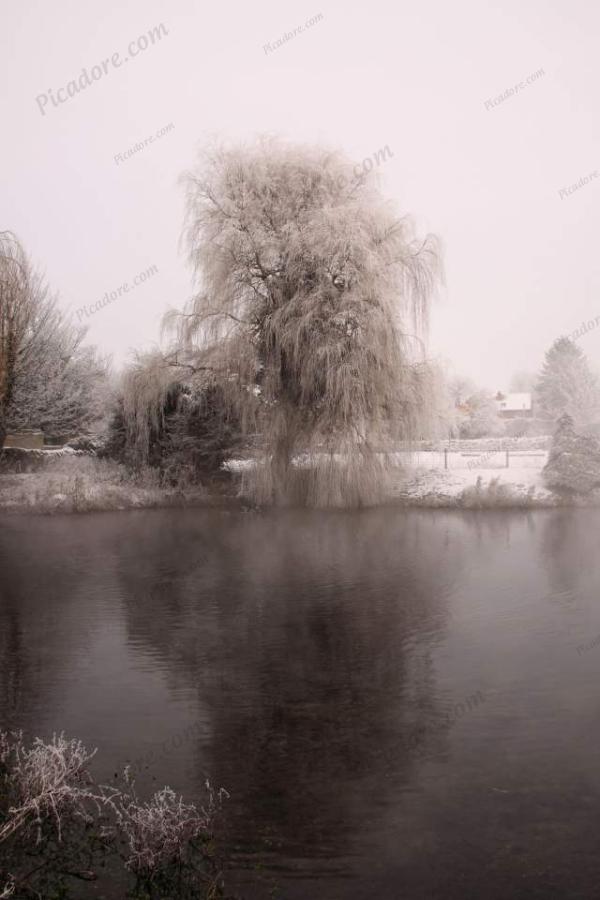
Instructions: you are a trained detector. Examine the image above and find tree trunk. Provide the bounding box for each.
[271,413,297,504]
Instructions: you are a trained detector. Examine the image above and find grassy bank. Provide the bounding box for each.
[0,453,228,514]
[2,441,598,513]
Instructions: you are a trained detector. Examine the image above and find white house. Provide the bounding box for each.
[494,392,533,419]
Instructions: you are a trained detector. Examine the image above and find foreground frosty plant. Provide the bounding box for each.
[0,731,230,898]
[0,880,15,899]
[0,730,98,845]
[112,776,229,877]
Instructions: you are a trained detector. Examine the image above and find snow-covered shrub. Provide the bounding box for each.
[459,476,539,508]
[0,731,98,846]
[106,369,244,488]
[458,392,505,439]
[0,731,230,899]
[156,382,244,486]
[0,731,104,897]
[543,413,600,495]
[106,776,229,897]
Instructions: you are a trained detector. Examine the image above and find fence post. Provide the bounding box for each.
[506,449,509,468]
[444,448,448,470]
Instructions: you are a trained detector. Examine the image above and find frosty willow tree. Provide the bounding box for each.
[159,139,442,505]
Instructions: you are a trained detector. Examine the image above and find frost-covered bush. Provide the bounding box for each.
[0,731,98,846]
[0,731,105,897]
[458,392,505,439]
[0,731,230,899]
[459,476,539,508]
[155,382,244,486]
[107,776,229,898]
[106,371,244,488]
[543,413,600,495]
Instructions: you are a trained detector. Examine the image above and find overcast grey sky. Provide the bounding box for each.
[2,0,600,389]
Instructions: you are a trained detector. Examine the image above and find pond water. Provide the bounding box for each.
[1,507,600,898]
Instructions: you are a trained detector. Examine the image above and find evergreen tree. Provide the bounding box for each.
[536,337,599,423]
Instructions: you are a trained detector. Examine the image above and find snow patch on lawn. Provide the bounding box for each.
[391,465,561,507]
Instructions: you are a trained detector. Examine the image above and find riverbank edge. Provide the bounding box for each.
[0,469,597,514]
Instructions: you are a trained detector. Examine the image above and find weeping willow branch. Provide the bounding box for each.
[154,137,444,505]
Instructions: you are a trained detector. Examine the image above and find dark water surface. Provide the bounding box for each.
[1,507,600,899]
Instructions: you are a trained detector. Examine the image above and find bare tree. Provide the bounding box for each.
[0,232,108,447]
[6,341,111,440]
[0,231,30,447]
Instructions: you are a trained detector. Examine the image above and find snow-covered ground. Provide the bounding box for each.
[2,438,596,512]
[390,463,558,507]
[0,454,209,514]
[226,443,560,507]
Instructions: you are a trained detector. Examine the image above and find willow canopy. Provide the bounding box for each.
[162,139,443,505]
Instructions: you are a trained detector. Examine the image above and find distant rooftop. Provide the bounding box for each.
[495,392,532,412]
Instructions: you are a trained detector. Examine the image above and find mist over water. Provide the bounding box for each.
[1,507,600,898]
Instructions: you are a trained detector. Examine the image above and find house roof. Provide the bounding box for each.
[495,392,532,411]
